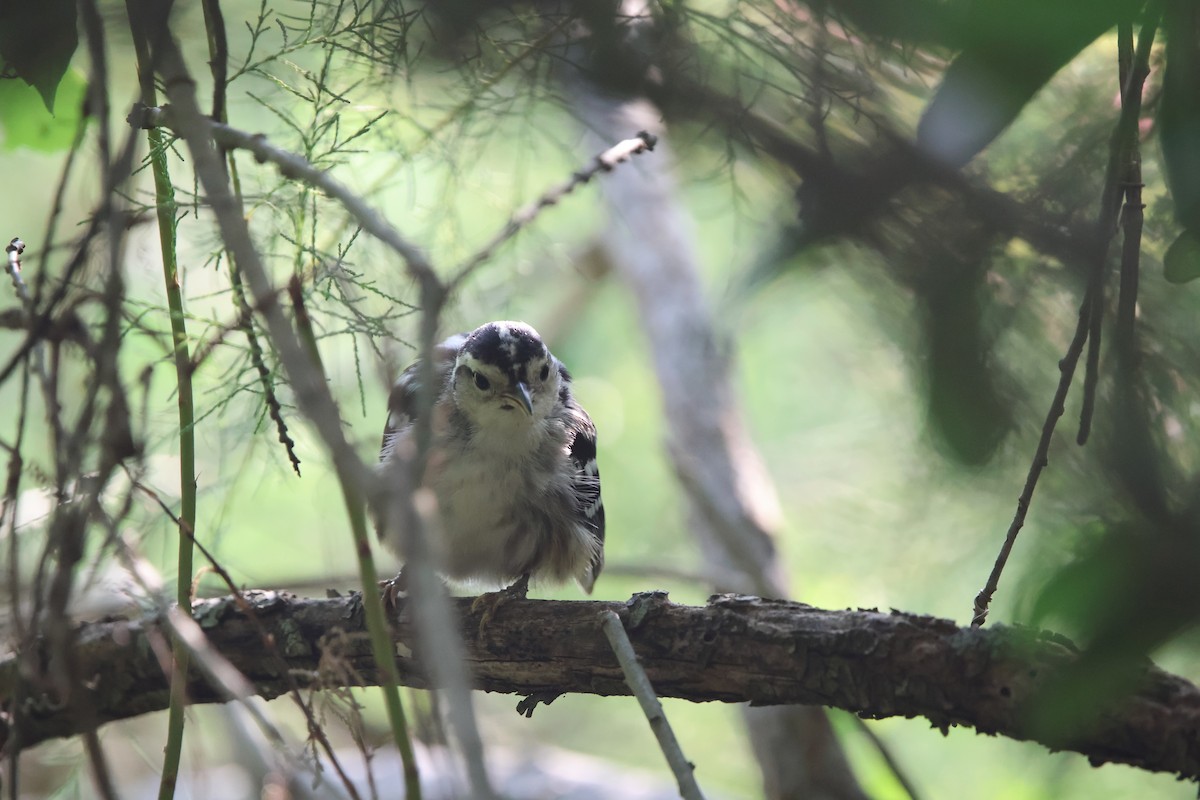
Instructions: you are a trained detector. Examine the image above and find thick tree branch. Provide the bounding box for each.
[2,592,1199,781]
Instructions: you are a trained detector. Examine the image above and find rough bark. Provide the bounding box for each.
[3,591,1199,783]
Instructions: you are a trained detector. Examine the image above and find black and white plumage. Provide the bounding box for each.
[378,321,605,593]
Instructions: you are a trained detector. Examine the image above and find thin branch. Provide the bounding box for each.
[5,239,63,481]
[850,716,923,800]
[1077,10,1160,445]
[972,10,1162,626]
[1115,8,1160,368]
[600,610,707,800]
[971,290,1092,626]
[446,131,658,291]
[6,593,1200,782]
[197,0,304,478]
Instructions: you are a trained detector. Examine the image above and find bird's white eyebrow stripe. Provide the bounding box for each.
[458,353,485,373]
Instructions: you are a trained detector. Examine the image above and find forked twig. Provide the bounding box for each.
[1076,14,1160,446]
[971,14,1160,626]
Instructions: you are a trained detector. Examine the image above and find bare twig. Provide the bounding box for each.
[1077,12,1160,446]
[849,717,923,800]
[410,494,495,799]
[197,0,304,479]
[6,238,63,478]
[600,610,707,800]
[973,12,1161,626]
[447,131,658,291]
[971,291,1093,626]
[37,3,129,796]
[1114,11,1159,368]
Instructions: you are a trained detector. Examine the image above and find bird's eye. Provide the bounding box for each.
[473,371,490,391]
[539,364,550,381]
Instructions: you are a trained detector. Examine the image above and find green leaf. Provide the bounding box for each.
[0,68,86,152]
[1164,229,1200,284]
[1160,0,1200,230]
[917,0,1138,167]
[0,0,78,112]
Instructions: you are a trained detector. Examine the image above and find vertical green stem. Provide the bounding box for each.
[341,480,422,799]
[148,122,198,800]
[125,5,196,796]
[149,122,197,800]
[290,280,421,797]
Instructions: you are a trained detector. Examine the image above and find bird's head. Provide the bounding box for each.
[452,321,562,428]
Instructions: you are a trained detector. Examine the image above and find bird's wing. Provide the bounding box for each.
[560,368,606,587]
[379,334,465,462]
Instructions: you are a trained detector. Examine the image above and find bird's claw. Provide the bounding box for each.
[379,568,408,611]
[471,574,530,641]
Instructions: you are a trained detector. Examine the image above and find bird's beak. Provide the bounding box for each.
[502,381,534,416]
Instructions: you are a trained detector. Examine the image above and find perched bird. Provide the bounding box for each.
[378,321,604,596]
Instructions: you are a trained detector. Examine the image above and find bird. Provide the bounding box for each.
[376,321,605,600]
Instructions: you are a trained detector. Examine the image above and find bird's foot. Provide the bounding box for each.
[379,568,408,611]
[471,573,530,641]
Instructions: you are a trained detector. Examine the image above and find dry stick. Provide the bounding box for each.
[407,493,497,800]
[971,293,1092,626]
[446,131,658,291]
[57,5,124,797]
[2,244,32,800]
[199,4,305,478]
[5,238,29,301]
[1114,12,1158,362]
[13,594,1200,780]
[1076,14,1160,445]
[6,239,63,479]
[599,611,707,800]
[971,15,1160,626]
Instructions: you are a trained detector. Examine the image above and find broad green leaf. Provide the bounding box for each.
[1164,229,1200,284]
[0,0,78,112]
[1160,0,1200,231]
[0,68,86,152]
[917,0,1138,167]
